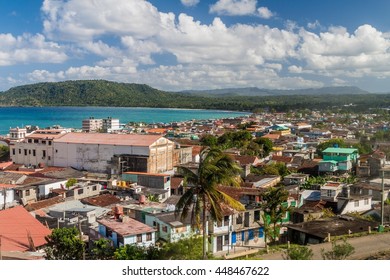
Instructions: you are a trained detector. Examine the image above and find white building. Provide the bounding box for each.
[82,117,103,132]
[53,133,174,174]
[10,129,68,167]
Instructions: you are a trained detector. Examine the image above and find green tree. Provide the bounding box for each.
[114,244,161,260]
[91,238,115,260]
[283,245,313,260]
[44,227,85,260]
[261,162,289,177]
[175,147,244,259]
[261,187,290,244]
[160,236,205,260]
[66,178,77,189]
[200,135,218,147]
[0,145,10,161]
[253,137,274,157]
[321,239,355,260]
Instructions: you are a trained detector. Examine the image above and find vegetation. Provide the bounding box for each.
[3,80,390,112]
[261,187,290,244]
[44,227,85,260]
[114,244,161,260]
[0,145,9,161]
[283,245,313,260]
[321,239,355,260]
[175,147,244,259]
[66,178,77,189]
[90,238,115,260]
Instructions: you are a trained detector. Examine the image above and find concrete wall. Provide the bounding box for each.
[0,189,15,208]
[38,180,67,198]
[10,140,54,166]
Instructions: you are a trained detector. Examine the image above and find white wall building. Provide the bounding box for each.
[53,133,174,174]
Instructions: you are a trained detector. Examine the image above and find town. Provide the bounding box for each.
[0,109,390,260]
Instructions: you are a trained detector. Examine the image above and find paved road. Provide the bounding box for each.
[261,231,390,260]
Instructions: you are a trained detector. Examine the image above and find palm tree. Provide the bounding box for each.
[175,147,245,259]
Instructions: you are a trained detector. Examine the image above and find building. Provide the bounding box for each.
[10,129,68,167]
[82,117,103,133]
[53,133,174,174]
[319,147,359,174]
[82,117,120,133]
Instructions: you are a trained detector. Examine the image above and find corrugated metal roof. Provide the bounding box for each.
[323,147,358,154]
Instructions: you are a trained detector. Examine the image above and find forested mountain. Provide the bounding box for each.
[180,86,369,97]
[0,80,389,113]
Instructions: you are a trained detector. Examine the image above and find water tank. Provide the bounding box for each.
[122,181,127,187]
[139,195,146,204]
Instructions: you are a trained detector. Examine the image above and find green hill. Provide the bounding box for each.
[0,80,204,108]
[0,80,389,113]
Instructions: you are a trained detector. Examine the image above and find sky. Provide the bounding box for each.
[1,0,390,92]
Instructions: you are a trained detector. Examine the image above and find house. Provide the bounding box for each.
[97,215,156,248]
[283,173,309,186]
[319,147,359,174]
[336,185,372,214]
[0,206,51,252]
[144,211,194,243]
[287,216,378,245]
[320,181,344,202]
[232,155,262,178]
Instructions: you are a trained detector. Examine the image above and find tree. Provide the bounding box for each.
[66,178,77,189]
[44,227,85,260]
[160,236,204,260]
[175,147,244,259]
[114,244,161,260]
[261,187,290,244]
[321,239,355,260]
[200,135,218,148]
[253,137,273,158]
[91,238,115,260]
[283,245,313,260]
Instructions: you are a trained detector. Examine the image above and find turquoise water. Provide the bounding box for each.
[0,107,248,135]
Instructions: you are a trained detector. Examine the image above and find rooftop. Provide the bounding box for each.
[0,206,51,252]
[323,147,358,154]
[98,217,156,236]
[54,132,165,146]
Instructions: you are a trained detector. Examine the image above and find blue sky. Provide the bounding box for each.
[1,0,390,92]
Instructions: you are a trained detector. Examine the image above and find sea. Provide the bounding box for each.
[0,106,249,135]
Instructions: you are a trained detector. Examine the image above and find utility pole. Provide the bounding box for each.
[380,169,385,232]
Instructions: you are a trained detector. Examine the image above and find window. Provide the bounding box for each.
[364,198,369,205]
[42,150,46,158]
[106,228,113,238]
[326,190,333,197]
[77,189,83,195]
[28,149,31,154]
[92,185,97,191]
[34,139,38,143]
[48,156,51,160]
[162,226,168,232]
[236,214,243,224]
[146,233,152,241]
[28,139,32,143]
[19,149,21,154]
[32,150,36,156]
[12,149,15,155]
[254,210,260,221]
[25,190,30,196]
[224,215,230,226]
[55,149,58,153]
[42,140,46,144]
[48,141,52,146]
[354,200,359,207]
[137,234,142,243]
[24,149,27,156]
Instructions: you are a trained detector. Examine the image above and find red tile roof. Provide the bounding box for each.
[81,194,121,207]
[0,206,51,251]
[54,132,164,146]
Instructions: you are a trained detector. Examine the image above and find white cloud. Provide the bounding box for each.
[257,7,273,19]
[209,0,257,16]
[307,20,321,30]
[298,24,390,76]
[0,33,67,66]
[181,0,200,7]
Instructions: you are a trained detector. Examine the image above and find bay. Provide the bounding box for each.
[0,106,248,135]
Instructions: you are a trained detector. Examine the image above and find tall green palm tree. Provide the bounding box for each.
[175,147,245,259]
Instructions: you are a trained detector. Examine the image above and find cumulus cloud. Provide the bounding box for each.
[257,7,273,19]
[181,0,200,7]
[0,33,67,66]
[209,0,257,16]
[6,0,388,92]
[298,24,390,76]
